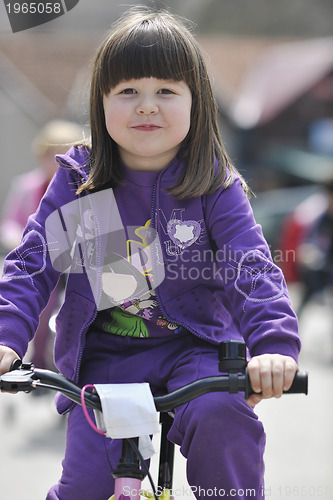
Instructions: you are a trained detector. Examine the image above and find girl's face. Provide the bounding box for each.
[103,77,192,171]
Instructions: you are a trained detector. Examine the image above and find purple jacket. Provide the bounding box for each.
[0,146,300,411]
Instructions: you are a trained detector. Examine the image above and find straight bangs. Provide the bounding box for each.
[98,14,197,95]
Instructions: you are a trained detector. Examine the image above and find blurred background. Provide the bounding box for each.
[0,0,332,498]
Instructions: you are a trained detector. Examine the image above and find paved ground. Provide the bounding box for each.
[0,285,332,499]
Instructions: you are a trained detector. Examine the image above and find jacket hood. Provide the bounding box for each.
[55,145,90,182]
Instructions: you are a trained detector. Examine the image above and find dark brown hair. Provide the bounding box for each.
[78,7,249,198]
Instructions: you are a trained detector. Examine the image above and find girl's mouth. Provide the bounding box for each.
[132,125,162,132]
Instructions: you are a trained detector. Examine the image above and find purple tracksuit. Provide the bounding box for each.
[0,146,300,499]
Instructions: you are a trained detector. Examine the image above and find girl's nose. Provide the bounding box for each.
[136,95,158,115]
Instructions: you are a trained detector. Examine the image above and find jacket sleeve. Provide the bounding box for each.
[0,163,80,359]
[205,177,301,361]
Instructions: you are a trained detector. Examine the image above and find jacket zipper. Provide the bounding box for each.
[74,187,105,382]
[62,185,103,413]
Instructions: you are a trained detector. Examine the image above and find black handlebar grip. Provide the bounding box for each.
[245,370,308,398]
[284,371,308,395]
[10,359,22,371]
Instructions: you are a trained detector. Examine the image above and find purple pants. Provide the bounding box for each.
[46,332,265,499]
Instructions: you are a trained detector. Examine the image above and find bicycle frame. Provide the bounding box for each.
[0,341,308,500]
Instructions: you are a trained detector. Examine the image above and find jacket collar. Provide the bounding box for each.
[56,145,185,190]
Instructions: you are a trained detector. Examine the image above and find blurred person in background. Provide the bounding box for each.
[0,120,84,370]
[278,180,333,319]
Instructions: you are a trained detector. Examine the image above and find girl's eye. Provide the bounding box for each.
[157,89,175,95]
[120,88,137,95]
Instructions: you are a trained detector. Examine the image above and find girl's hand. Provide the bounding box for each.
[0,346,20,376]
[247,354,298,407]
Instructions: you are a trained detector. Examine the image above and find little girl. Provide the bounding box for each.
[0,8,300,500]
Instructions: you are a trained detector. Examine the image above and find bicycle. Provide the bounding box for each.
[0,341,308,500]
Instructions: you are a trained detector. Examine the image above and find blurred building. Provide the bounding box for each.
[225,37,333,191]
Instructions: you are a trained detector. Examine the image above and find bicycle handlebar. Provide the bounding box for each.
[154,371,308,411]
[0,362,308,413]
